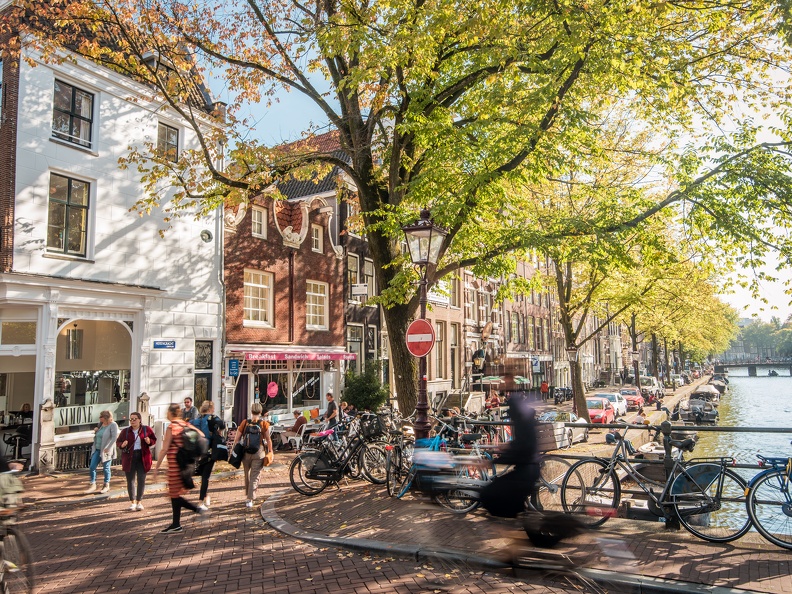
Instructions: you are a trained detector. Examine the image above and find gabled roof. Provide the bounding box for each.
[276,130,352,199]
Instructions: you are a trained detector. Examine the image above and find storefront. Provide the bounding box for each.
[225,351,355,426]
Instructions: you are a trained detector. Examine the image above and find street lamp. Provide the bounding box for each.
[566,347,578,362]
[402,208,448,439]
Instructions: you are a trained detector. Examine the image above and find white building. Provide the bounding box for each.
[0,22,224,472]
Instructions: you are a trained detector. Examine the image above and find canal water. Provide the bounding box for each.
[696,366,792,464]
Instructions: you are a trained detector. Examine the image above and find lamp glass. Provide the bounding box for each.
[632,350,640,362]
[566,347,578,362]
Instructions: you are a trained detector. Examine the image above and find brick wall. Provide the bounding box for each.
[225,196,344,349]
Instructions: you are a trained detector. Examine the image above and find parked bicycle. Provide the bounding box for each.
[289,413,388,495]
[744,443,792,550]
[560,422,751,543]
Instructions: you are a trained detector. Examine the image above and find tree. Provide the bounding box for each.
[342,363,389,412]
[741,321,780,358]
[15,0,792,414]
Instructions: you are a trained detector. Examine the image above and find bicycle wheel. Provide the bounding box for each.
[533,455,573,513]
[560,459,620,527]
[747,469,792,550]
[386,447,403,497]
[288,451,329,496]
[396,465,418,499]
[673,465,750,543]
[433,462,486,514]
[0,526,34,594]
[361,443,388,484]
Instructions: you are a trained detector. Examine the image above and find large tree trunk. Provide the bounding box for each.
[381,303,419,414]
[571,360,587,417]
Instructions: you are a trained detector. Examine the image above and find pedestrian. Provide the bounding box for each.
[190,400,225,510]
[85,410,119,494]
[323,391,338,429]
[181,397,199,422]
[153,403,207,534]
[540,380,549,402]
[344,402,358,418]
[232,402,273,508]
[116,411,157,511]
[279,410,306,450]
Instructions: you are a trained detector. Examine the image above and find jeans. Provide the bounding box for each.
[125,451,147,501]
[89,450,112,484]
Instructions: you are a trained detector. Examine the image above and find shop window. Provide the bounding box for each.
[306,280,328,330]
[157,122,179,162]
[292,370,321,407]
[243,269,274,327]
[66,328,83,360]
[52,80,94,149]
[257,372,287,409]
[0,322,36,345]
[47,172,90,257]
[252,206,267,239]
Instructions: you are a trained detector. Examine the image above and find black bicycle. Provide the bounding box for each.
[289,414,388,495]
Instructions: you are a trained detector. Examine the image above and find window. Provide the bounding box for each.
[504,311,511,343]
[251,206,267,239]
[243,269,273,326]
[435,321,446,379]
[364,259,375,304]
[346,197,362,235]
[347,325,363,373]
[511,313,519,345]
[157,122,179,162]
[306,280,328,330]
[311,224,323,252]
[52,80,93,148]
[464,286,476,321]
[47,173,89,257]
[347,255,360,302]
[449,277,460,308]
[450,324,460,388]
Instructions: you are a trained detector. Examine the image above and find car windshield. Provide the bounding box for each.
[621,390,637,396]
[640,378,653,386]
[586,399,605,409]
[597,393,617,402]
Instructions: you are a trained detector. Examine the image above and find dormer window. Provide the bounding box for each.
[311,224,323,253]
[52,80,94,149]
[252,206,267,238]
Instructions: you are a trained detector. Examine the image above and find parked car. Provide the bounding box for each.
[593,391,628,417]
[670,374,685,388]
[537,410,589,448]
[639,376,663,403]
[619,387,645,410]
[586,397,616,424]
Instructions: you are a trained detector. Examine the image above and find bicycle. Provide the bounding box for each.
[744,442,792,550]
[0,508,34,594]
[289,414,388,495]
[560,423,752,543]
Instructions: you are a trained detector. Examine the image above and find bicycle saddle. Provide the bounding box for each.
[460,433,482,443]
[668,437,696,452]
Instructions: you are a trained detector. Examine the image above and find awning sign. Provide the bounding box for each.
[245,352,357,361]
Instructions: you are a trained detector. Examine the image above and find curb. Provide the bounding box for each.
[260,489,756,594]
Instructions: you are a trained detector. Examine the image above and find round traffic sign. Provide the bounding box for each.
[405,319,435,357]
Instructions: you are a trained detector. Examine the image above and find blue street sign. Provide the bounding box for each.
[229,359,240,377]
[153,340,176,349]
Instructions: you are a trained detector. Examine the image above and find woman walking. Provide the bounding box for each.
[116,412,156,511]
[190,400,225,510]
[231,402,273,508]
[85,410,119,494]
[153,403,206,534]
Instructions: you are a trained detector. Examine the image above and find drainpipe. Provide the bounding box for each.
[288,250,295,343]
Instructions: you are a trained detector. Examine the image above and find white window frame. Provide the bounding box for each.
[363,259,375,305]
[306,280,329,330]
[252,206,267,239]
[347,254,361,303]
[311,224,323,252]
[243,269,274,328]
[45,170,95,259]
[435,321,446,380]
[157,121,180,162]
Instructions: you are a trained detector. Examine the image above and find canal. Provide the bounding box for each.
[696,367,792,463]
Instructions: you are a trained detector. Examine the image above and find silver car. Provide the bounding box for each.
[593,391,628,417]
[537,410,589,448]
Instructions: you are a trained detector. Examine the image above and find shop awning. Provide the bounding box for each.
[479,376,503,383]
[245,352,357,361]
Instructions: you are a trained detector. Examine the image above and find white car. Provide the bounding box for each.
[593,392,628,418]
[537,410,589,448]
[670,374,685,388]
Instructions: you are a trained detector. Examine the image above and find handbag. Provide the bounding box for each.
[228,442,244,469]
[212,432,229,462]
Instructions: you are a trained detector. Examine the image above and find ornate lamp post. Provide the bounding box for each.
[402,208,448,439]
[632,350,641,387]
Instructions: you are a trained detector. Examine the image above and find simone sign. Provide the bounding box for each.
[55,402,129,428]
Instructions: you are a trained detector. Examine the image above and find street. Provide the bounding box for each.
[23,466,585,594]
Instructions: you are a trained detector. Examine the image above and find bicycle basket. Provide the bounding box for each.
[360,413,387,439]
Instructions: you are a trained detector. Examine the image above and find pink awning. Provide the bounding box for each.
[244,352,356,361]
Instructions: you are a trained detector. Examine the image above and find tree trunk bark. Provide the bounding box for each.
[571,360,587,417]
[381,303,418,414]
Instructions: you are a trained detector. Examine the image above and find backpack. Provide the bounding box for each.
[242,418,264,454]
[191,415,211,439]
[179,423,209,461]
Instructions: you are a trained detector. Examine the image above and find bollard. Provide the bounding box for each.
[660,421,681,530]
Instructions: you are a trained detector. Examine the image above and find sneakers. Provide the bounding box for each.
[197,504,208,511]
[99,483,110,494]
[135,502,144,511]
[84,483,97,494]
[245,500,253,508]
[128,503,137,511]
[160,526,183,534]
[204,496,210,508]
[197,508,210,523]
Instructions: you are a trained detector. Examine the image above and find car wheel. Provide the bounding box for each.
[581,429,589,443]
[566,430,574,448]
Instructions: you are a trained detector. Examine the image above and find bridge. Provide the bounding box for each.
[715,362,792,376]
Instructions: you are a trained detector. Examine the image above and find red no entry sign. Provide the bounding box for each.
[406,319,435,357]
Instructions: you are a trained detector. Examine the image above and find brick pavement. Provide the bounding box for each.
[19,461,589,594]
